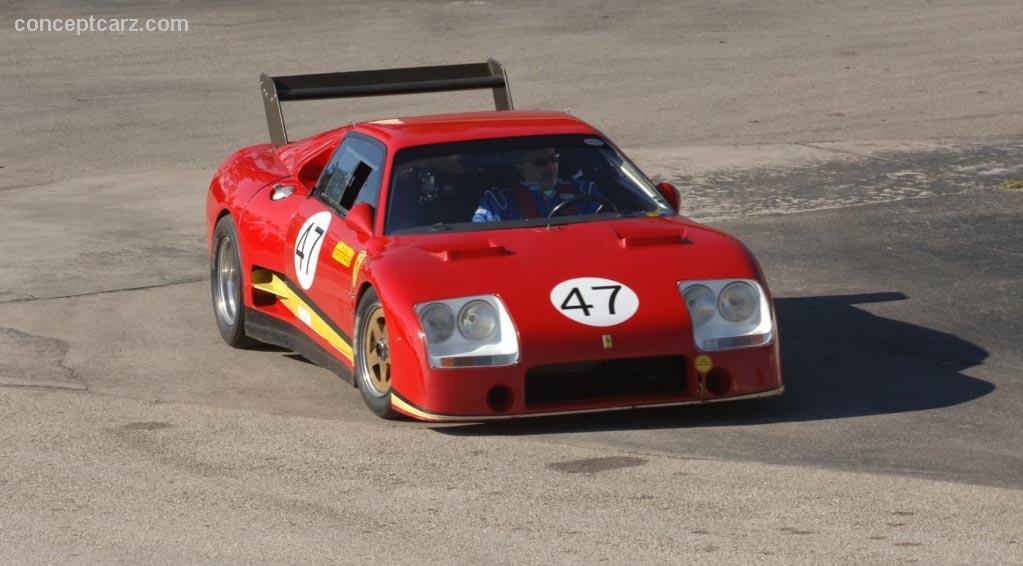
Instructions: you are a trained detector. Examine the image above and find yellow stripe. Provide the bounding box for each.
[390,394,450,422]
[351,251,367,288]
[251,270,354,362]
[390,386,785,423]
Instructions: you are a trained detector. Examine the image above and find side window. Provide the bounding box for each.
[316,134,386,214]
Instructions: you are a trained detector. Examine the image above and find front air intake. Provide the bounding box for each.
[524,355,687,407]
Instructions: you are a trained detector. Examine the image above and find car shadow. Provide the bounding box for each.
[433,292,994,435]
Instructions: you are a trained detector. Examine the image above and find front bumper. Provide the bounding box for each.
[389,343,783,422]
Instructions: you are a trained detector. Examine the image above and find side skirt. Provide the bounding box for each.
[244,308,355,385]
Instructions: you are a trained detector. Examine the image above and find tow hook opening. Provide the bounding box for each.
[705,367,733,396]
[487,386,513,413]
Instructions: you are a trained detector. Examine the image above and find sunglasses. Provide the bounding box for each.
[527,154,560,167]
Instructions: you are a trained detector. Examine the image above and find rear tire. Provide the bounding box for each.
[211,215,258,348]
[354,288,401,419]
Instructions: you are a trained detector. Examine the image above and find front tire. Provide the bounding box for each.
[354,288,400,419]
[210,215,257,348]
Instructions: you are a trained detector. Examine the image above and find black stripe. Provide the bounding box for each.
[281,278,354,346]
[244,308,354,385]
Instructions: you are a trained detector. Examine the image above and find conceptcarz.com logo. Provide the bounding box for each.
[15,16,189,34]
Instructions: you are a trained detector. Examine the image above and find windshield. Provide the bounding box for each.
[384,134,673,234]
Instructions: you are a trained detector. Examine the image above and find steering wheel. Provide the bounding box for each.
[546,195,619,218]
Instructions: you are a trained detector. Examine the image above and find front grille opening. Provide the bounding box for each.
[525,355,687,408]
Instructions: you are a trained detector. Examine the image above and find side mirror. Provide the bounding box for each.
[344,202,375,238]
[655,181,681,213]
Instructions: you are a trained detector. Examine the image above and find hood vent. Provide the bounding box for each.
[428,244,511,261]
[616,229,691,249]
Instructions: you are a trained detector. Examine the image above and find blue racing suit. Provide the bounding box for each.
[472,179,603,222]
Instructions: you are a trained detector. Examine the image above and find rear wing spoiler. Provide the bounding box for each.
[259,59,514,146]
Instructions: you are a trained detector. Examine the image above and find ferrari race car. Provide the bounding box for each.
[207,60,783,421]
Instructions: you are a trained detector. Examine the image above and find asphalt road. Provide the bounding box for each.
[2,1,1023,564]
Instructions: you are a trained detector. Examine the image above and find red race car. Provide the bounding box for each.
[207,60,782,421]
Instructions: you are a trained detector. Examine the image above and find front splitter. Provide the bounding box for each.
[390,385,785,423]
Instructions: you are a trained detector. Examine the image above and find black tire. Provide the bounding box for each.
[210,215,258,348]
[354,288,401,419]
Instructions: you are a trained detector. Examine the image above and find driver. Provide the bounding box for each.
[472,148,604,222]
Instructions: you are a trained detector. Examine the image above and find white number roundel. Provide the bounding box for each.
[294,211,331,290]
[550,277,639,327]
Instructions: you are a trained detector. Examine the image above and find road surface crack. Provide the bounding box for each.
[0,277,207,305]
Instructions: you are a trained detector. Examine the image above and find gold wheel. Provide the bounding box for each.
[360,305,391,397]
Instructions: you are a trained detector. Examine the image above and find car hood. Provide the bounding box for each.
[371,216,765,317]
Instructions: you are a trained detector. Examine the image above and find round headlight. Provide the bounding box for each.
[420,303,454,343]
[683,284,716,326]
[718,282,758,323]
[458,299,498,341]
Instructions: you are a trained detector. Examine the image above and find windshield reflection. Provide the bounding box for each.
[385,135,672,235]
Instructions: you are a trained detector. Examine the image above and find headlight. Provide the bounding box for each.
[682,284,716,326]
[718,282,757,323]
[420,303,454,343]
[677,279,774,352]
[458,300,498,341]
[415,295,519,368]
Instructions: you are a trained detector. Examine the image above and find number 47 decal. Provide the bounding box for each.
[294,211,332,291]
[550,278,639,327]
[560,285,622,316]
[295,223,325,275]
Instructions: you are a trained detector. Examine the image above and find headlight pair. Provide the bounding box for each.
[683,281,758,325]
[679,279,773,351]
[420,300,499,343]
[416,295,519,368]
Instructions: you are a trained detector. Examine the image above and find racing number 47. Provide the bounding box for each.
[560,285,622,316]
[295,223,325,275]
